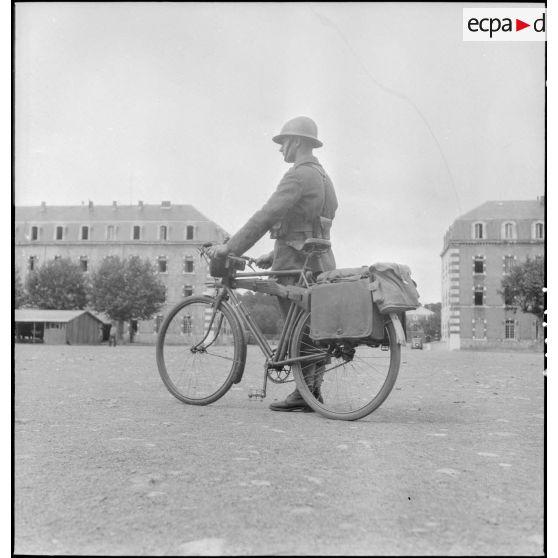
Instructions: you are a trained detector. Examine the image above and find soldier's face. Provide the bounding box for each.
[279,137,298,163]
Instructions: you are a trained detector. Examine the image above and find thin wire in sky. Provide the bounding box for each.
[310,7,462,214]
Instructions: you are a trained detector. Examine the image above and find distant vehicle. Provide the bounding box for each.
[411,337,423,350]
[408,328,425,349]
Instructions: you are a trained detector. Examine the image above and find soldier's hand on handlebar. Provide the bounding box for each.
[206,244,230,260]
[255,252,273,269]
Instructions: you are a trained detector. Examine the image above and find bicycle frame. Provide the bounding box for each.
[202,259,329,397]
[212,270,316,363]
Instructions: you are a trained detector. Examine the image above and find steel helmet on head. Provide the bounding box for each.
[272,116,323,148]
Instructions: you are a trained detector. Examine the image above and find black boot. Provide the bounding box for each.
[269,389,313,412]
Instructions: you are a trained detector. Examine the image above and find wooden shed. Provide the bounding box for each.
[14,309,107,345]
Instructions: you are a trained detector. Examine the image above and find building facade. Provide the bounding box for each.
[14,201,228,340]
[440,199,544,350]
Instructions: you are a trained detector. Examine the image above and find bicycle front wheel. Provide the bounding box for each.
[290,313,401,421]
[156,296,246,405]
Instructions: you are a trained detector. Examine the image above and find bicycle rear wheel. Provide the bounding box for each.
[290,312,401,420]
[156,296,246,405]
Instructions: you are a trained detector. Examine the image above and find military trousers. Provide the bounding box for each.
[277,274,324,394]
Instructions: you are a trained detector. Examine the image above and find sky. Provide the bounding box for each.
[14,2,546,303]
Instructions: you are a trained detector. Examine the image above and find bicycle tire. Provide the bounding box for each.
[290,312,401,421]
[156,295,246,405]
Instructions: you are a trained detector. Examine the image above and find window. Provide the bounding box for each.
[186,225,195,240]
[80,256,88,272]
[31,226,39,241]
[474,256,484,274]
[503,255,515,274]
[183,256,194,273]
[535,222,544,239]
[503,288,514,306]
[132,225,141,240]
[107,225,116,240]
[55,226,64,240]
[474,287,484,306]
[473,222,484,239]
[81,226,89,240]
[505,319,515,340]
[157,256,168,273]
[28,256,37,271]
[154,314,163,333]
[159,225,168,241]
[503,222,514,239]
[183,285,193,297]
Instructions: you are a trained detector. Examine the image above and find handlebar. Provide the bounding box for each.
[229,254,257,266]
[199,243,260,275]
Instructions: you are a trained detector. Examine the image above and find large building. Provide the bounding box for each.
[440,198,544,350]
[14,201,228,340]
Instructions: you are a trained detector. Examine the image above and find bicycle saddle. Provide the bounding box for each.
[302,238,331,254]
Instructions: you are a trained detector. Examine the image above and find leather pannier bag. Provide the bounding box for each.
[310,278,384,342]
[368,263,420,314]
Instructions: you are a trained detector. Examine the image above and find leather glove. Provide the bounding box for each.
[255,252,274,269]
[206,244,230,260]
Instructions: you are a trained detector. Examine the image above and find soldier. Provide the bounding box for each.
[207,116,338,412]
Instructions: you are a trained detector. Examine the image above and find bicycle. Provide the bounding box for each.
[156,238,403,421]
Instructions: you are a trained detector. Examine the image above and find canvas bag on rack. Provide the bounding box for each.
[310,267,384,343]
[368,263,420,314]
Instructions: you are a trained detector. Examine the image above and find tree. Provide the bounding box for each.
[89,255,166,342]
[500,257,545,322]
[25,258,88,309]
[237,291,283,337]
[423,302,441,339]
[14,268,27,308]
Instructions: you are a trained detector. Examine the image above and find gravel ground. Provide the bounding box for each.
[14,342,544,556]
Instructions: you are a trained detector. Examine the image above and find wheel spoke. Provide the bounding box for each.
[202,351,236,362]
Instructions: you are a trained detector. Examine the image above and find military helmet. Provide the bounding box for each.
[272,116,323,148]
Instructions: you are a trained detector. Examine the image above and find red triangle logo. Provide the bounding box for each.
[516,19,530,31]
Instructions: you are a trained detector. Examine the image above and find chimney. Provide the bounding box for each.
[112,201,117,210]
[161,200,171,209]
[40,201,46,212]
[138,200,144,210]
[88,200,94,212]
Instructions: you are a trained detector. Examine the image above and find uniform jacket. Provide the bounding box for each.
[226,155,338,273]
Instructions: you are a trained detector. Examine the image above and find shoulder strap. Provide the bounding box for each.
[297,162,336,219]
[297,162,337,240]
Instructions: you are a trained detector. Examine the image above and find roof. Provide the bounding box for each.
[457,200,544,222]
[88,311,112,324]
[15,203,214,223]
[14,309,104,323]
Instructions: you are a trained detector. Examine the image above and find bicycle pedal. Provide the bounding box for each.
[248,388,265,401]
